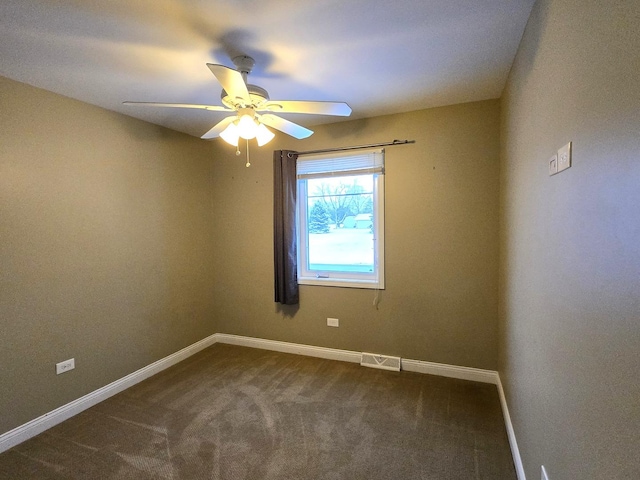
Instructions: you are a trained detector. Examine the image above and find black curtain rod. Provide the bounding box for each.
[288,139,415,157]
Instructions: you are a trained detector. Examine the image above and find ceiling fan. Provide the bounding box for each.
[124,55,352,146]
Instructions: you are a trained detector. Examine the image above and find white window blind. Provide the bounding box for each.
[297,149,384,179]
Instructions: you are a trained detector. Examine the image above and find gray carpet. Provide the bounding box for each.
[0,344,516,479]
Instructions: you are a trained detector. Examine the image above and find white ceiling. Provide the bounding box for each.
[0,0,535,138]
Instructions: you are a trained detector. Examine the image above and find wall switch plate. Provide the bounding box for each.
[557,142,572,172]
[327,317,339,327]
[541,465,550,480]
[548,154,558,175]
[56,358,75,375]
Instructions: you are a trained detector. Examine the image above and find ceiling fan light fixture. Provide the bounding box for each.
[220,122,240,146]
[256,123,275,146]
[237,113,259,140]
[125,57,351,145]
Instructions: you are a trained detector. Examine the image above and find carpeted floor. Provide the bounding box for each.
[0,344,516,479]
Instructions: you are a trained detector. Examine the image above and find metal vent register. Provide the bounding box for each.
[360,353,401,372]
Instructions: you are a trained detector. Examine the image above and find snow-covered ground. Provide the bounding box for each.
[308,228,374,270]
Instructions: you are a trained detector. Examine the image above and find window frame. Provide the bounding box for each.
[296,150,385,290]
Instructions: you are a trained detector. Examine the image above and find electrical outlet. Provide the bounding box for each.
[327,317,339,327]
[557,142,571,172]
[56,358,75,375]
[541,465,550,480]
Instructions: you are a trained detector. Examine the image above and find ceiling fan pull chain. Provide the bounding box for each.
[245,139,251,168]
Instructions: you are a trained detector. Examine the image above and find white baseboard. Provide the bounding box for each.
[401,358,499,384]
[1,330,525,480]
[213,333,362,364]
[0,333,218,454]
[215,333,499,384]
[497,376,527,480]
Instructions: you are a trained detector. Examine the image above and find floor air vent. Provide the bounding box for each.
[360,353,401,372]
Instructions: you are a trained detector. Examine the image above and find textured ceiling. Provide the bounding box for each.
[0,0,535,138]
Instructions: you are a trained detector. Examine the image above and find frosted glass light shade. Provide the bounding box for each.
[220,122,240,146]
[256,123,275,146]
[237,114,258,139]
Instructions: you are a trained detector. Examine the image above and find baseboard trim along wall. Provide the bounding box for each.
[400,358,499,384]
[0,332,525,479]
[213,333,363,364]
[496,376,527,480]
[0,333,218,454]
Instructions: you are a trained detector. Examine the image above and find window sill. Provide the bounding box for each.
[298,277,385,290]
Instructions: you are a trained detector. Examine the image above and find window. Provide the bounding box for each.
[296,149,385,289]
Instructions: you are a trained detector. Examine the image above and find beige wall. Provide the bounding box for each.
[209,100,501,370]
[0,76,217,434]
[1,76,501,438]
[500,0,640,478]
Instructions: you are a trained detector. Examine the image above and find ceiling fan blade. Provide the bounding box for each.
[259,114,313,139]
[207,64,250,105]
[259,101,352,117]
[201,116,236,139]
[123,101,231,112]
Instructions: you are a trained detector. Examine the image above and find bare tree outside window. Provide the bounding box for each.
[309,176,373,228]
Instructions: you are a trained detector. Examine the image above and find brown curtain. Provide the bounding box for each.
[273,150,299,304]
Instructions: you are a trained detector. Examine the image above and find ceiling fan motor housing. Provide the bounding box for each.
[221,84,269,110]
